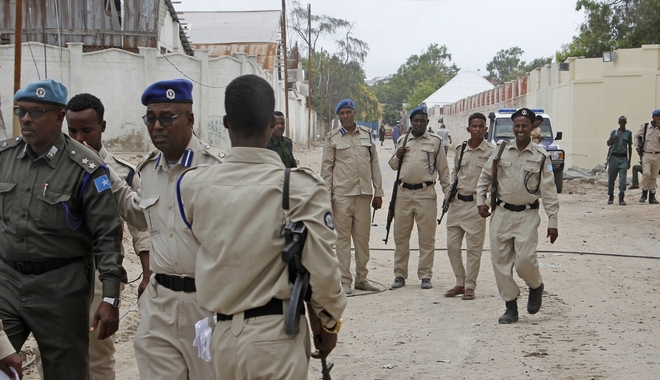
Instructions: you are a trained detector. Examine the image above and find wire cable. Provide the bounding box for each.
[357,247,660,260]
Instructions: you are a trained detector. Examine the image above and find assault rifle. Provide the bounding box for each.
[437,141,468,225]
[491,141,508,212]
[383,131,411,244]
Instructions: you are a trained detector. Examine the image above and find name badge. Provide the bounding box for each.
[360,138,371,146]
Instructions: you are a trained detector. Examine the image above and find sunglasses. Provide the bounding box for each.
[14,106,62,119]
[142,111,188,127]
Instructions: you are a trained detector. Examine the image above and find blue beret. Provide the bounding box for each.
[409,105,428,120]
[335,98,355,114]
[14,79,68,107]
[511,108,536,124]
[141,79,193,106]
[652,109,660,116]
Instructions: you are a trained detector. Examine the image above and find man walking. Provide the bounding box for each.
[634,109,660,204]
[388,105,450,290]
[321,98,384,294]
[606,116,632,205]
[476,108,559,324]
[444,113,495,300]
[267,111,297,168]
[379,124,386,146]
[437,120,452,155]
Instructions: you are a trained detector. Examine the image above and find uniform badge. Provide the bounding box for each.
[547,164,553,172]
[522,110,528,115]
[46,145,58,160]
[324,211,334,230]
[166,89,175,100]
[89,162,96,169]
[82,158,89,164]
[36,88,46,98]
[94,174,111,193]
[2,142,7,147]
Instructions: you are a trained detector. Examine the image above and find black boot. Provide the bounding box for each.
[619,194,626,206]
[640,190,648,203]
[607,194,614,204]
[528,283,544,314]
[650,192,659,204]
[498,299,519,324]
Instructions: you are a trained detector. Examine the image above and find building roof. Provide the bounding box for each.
[179,10,281,44]
[423,71,494,107]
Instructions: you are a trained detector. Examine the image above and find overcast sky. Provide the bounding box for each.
[175,0,586,79]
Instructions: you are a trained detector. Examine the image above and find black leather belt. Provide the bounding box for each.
[155,273,196,293]
[644,151,660,154]
[401,181,434,190]
[496,199,539,212]
[457,193,474,202]
[1,257,82,275]
[611,152,627,157]
[216,298,301,321]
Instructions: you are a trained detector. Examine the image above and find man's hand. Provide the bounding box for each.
[547,228,559,244]
[138,251,151,299]
[311,329,338,360]
[477,205,491,218]
[90,302,119,340]
[372,196,382,210]
[0,353,22,380]
[82,141,101,157]
[395,146,407,159]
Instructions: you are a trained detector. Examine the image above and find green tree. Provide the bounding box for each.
[381,104,401,125]
[486,47,552,84]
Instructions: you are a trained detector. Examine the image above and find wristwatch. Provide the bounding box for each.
[102,297,120,308]
[322,317,343,334]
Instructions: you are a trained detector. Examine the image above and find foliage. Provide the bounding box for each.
[381,104,401,126]
[486,47,552,84]
[556,0,660,62]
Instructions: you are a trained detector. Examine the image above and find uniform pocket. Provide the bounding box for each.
[139,197,160,234]
[36,189,72,229]
[0,182,17,220]
[523,165,542,191]
[498,160,513,179]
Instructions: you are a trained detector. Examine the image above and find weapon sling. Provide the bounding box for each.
[437,141,468,225]
[383,131,411,244]
[490,141,509,211]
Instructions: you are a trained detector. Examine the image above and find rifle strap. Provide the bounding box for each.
[456,141,468,174]
[643,123,649,149]
[282,168,291,211]
[495,140,508,161]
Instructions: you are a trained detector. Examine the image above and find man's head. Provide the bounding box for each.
[66,93,106,152]
[13,79,68,152]
[335,99,355,128]
[618,115,627,127]
[409,105,429,137]
[273,111,285,139]
[467,112,487,141]
[223,75,275,147]
[511,108,535,145]
[532,115,543,129]
[141,79,194,160]
[652,109,660,124]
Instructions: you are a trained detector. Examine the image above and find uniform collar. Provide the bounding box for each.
[339,123,361,136]
[17,132,66,168]
[507,140,534,153]
[224,146,284,167]
[466,138,488,151]
[270,136,286,146]
[154,134,200,171]
[99,145,110,161]
[409,131,429,141]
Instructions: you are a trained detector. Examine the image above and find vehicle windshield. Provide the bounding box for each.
[494,118,553,139]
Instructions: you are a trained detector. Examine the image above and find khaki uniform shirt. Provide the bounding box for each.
[452,139,496,195]
[388,132,451,197]
[0,319,15,360]
[99,146,151,255]
[634,122,660,152]
[109,135,224,277]
[180,148,346,327]
[321,125,384,197]
[531,127,543,144]
[0,134,125,297]
[476,141,560,229]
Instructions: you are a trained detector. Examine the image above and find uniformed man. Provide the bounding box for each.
[65,93,151,380]
[634,109,660,204]
[437,121,452,155]
[178,74,347,379]
[266,111,297,167]
[107,79,222,379]
[530,115,544,144]
[444,112,495,300]
[321,98,384,294]
[0,319,22,380]
[0,79,126,379]
[606,116,632,206]
[476,108,559,324]
[388,105,450,290]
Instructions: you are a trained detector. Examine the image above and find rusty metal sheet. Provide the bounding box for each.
[192,42,278,72]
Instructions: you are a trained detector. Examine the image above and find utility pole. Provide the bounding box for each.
[306,4,311,149]
[13,0,23,138]
[281,0,290,138]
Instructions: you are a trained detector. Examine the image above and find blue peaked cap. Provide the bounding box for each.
[409,105,428,120]
[652,109,660,116]
[141,79,193,106]
[14,79,68,107]
[335,98,355,114]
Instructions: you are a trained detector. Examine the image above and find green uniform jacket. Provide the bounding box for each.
[0,133,126,297]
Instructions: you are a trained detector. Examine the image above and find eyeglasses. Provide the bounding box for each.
[142,111,188,127]
[13,106,61,119]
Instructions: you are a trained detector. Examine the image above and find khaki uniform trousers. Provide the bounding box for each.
[490,207,543,301]
[641,153,660,192]
[393,185,437,280]
[134,275,213,380]
[332,194,373,285]
[211,314,310,380]
[446,199,487,290]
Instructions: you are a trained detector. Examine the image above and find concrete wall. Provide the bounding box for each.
[0,42,316,151]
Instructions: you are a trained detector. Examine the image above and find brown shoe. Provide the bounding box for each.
[461,288,475,300]
[444,285,465,297]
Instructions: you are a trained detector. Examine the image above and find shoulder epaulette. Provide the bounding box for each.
[326,128,342,138]
[110,154,138,185]
[486,141,497,149]
[0,136,22,152]
[534,144,550,156]
[66,137,105,174]
[290,166,323,183]
[136,150,158,172]
[358,125,371,134]
[201,143,226,163]
[111,154,137,171]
